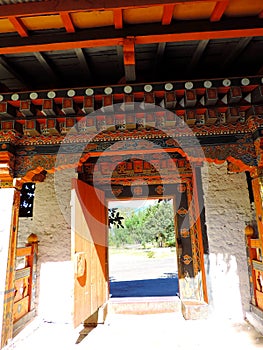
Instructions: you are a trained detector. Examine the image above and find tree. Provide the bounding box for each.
[108,200,176,247]
[108,208,124,228]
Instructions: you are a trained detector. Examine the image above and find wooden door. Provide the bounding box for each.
[71,179,108,327]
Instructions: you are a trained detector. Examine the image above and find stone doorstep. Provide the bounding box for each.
[181,300,209,320]
[246,305,263,335]
[108,296,181,315]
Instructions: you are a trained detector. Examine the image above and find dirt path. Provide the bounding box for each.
[109,247,178,297]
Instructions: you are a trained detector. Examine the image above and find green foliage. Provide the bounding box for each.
[109,200,176,247]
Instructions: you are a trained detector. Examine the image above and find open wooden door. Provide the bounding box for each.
[71,179,108,327]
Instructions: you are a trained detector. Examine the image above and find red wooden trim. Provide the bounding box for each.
[60,11,75,33]
[8,16,28,37]
[114,9,123,29]
[16,246,32,257]
[259,10,263,19]
[210,1,229,22]
[162,4,175,25]
[0,38,122,54]
[135,28,263,45]
[0,0,225,18]
[123,38,135,65]
[0,26,262,55]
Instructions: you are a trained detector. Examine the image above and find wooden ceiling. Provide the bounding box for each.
[0,0,262,91]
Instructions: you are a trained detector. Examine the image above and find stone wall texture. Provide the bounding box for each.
[18,170,75,324]
[201,162,254,320]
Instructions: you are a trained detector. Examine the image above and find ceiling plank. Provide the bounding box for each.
[0,0,232,17]
[0,55,29,88]
[123,38,136,82]
[75,48,92,81]
[222,37,252,68]
[114,9,123,29]
[210,1,229,22]
[33,52,59,84]
[187,39,209,72]
[162,4,175,25]
[60,11,75,33]
[8,16,28,37]
[0,18,261,54]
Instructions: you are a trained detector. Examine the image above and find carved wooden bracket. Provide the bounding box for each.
[0,151,15,183]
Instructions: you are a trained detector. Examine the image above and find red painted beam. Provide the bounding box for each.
[0,23,262,54]
[123,38,135,65]
[60,12,75,33]
[114,9,123,29]
[0,0,231,18]
[135,27,263,45]
[8,16,28,37]
[162,4,175,25]
[210,1,229,22]
[259,10,263,19]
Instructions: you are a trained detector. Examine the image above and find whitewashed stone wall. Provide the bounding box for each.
[18,169,76,324]
[201,162,254,321]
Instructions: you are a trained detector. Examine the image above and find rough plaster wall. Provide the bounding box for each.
[201,162,253,321]
[18,170,75,324]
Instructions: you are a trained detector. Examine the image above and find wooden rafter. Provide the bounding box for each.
[222,37,252,69]
[114,9,123,29]
[60,11,75,33]
[153,42,166,77]
[8,16,28,37]
[0,18,261,55]
[123,38,136,82]
[0,55,29,88]
[187,40,209,72]
[162,4,175,25]
[116,45,124,71]
[33,52,59,84]
[75,48,92,81]
[0,0,233,18]
[210,1,229,22]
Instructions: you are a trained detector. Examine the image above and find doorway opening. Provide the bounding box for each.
[108,198,179,299]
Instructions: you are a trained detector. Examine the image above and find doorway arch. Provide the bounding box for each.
[72,150,209,324]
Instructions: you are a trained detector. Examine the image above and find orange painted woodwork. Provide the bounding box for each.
[1,189,20,348]
[8,16,28,37]
[0,0,257,18]
[123,38,135,65]
[210,1,229,22]
[71,179,108,327]
[162,4,175,25]
[60,12,75,33]
[114,9,123,29]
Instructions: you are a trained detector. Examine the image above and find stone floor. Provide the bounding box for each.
[4,311,263,350]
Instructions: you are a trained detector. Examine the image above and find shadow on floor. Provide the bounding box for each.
[110,275,179,298]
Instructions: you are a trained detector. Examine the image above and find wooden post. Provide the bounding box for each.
[0,181,21,349]
[250,174,263,310]
[26,234,38,312]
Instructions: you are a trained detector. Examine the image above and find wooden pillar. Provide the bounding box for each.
[249,170,263,311]
[0,181,21,349]
[175,175,208,320]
